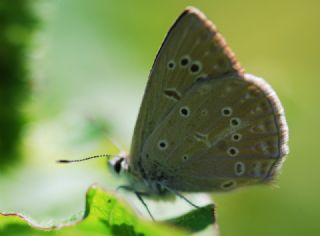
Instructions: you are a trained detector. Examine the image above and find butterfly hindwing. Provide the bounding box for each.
[140,73,288,192]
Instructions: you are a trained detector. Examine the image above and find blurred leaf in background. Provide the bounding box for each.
[0,0,320,236]
[0,0,37,169]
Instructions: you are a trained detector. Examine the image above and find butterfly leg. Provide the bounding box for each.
[163,185,201,209]
[168,188,217,224]
[116,185,133,192]
[135,191,155,221]
[174,191,200,209]
[116,185,155,221]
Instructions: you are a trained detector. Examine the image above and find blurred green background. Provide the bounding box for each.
[1,0,319,235]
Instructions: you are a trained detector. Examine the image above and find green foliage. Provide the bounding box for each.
[1,1,319,235]
[166,203,215,233]
[0,0,37,168]
[0,186,216,236]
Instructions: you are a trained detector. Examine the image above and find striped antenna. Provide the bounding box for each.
[57,154,114,163]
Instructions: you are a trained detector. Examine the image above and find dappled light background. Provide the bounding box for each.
[1,0,319,235]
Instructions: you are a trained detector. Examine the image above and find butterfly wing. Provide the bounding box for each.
[130,7,243,178]
[141,73,288,192]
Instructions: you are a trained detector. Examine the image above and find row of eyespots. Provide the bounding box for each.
[178,104,208,119]
[221,168,256,190]
[156,148,244,177]
[221,162,247,189]
[167,56,202,74]
[220,106,242,157]
[157,140,188,161]
[179,106,212,118]
[221,107,242,127]
[155,105,198,152]
[157,138,189,161]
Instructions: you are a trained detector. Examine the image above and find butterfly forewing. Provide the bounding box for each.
[130,7,243,177]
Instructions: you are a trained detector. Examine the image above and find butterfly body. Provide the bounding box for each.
[108,7,288,199]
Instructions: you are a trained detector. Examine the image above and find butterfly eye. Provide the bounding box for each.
[158,140,168,150]
[221,107,232,117]
[230,117,241,127]
[179,106,190,117]
[114,160,122,173]
[167,60,176,70]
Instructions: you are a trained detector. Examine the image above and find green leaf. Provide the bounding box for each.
[165,204,216,233]
[0,185,216,235]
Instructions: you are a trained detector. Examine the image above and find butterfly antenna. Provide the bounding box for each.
[57,154,114,163]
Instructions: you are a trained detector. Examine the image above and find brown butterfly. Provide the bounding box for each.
[60,7,288,220]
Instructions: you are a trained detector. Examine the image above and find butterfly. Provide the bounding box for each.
[59,7,288,220]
